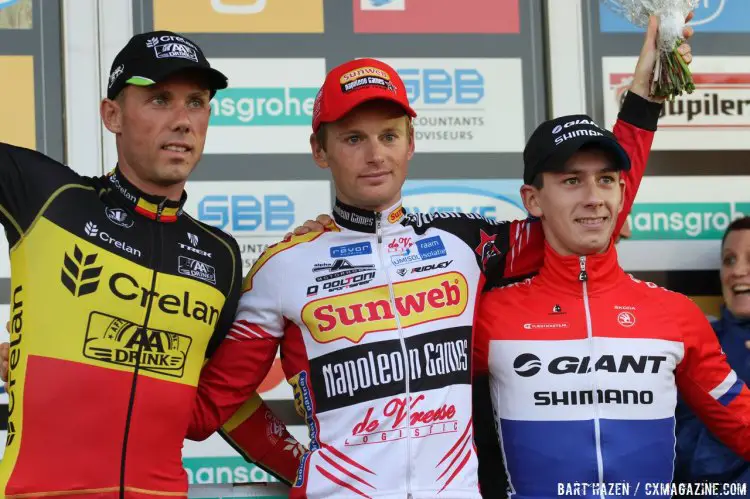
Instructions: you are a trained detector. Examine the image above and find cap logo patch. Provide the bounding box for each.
[339,66,396,94]
[109,64,124,89]
[551,118,599,135]
[146,35,199,63]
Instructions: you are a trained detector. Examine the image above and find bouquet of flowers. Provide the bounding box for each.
[602,0,698,100]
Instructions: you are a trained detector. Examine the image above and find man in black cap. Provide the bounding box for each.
[0,31,301,498]
[472,101,750,499]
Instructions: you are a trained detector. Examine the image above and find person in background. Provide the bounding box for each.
[674,216,750,495]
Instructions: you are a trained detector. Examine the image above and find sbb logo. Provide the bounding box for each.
[398,68,484,105]
[198,195,294,232]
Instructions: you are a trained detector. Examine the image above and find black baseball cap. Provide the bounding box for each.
[106,31,228,100]
[523,114,630,185]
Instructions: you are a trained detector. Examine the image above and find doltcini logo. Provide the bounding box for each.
[83,312,192,377]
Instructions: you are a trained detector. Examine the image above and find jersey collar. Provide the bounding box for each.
[537,239,623,294]
[332,198,405,233]
[106,167,186,223]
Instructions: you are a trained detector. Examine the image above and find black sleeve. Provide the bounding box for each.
[205,235,242,358]
[0,143,82,247]
[473,374,509,499]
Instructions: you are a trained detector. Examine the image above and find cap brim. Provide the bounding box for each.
[126,61,228,93]
[543,135,631,175]
[324,92,417,126]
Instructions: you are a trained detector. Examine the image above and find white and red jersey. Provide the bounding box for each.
[188,92,660,499]
[474,242,750,499]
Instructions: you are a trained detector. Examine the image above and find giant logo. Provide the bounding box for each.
[375,58,525,153]
[354,0,519,34]
[301,272,469,343]
[153,0,324,33]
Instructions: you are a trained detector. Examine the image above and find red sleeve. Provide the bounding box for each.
[500,91,661,281]
[473,291,500,375]
[675,296,750,460]
[219,393,305,485]
[187,329,279,440]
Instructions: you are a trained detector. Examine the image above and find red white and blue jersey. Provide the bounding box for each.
[474,242,750,499]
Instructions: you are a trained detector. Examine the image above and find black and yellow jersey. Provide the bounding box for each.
[0,142,241,498]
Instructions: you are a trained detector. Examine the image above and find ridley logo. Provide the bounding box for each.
[301,272,469,343]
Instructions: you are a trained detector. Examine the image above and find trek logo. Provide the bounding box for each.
[301,272,468,343]
[513,353,669,378]
[390,235,446,266]
[330,242,372,258]
[146,35,199,63]
[178,256,217,285]
[105,207,134,228]
[61,245,103,297]
[179,232,212,258]
[83,312,192,377]
[85,222,142,258]
[109,272,220,326]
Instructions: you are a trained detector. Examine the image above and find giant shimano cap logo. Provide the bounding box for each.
[301,272,469,344]
[513,353,668,377]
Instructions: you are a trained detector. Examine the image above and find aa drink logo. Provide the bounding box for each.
[183,180,331,275]
[603,56,750,150]
[153,0,324,33]
[205,58,325,154]
[374,58,525,153]
[600,0,750,33]
[402,179,526,221]
[354,0,519,33]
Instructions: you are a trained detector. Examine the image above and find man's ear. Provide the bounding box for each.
[310,133,329,169]
[617,176,626,214]
[407,121,415,161]
[101,98,123,134]
[520,184,544,218]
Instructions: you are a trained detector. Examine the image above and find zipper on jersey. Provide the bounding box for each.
[579,256,605,498]
[118,215,163,499]
[374,214,413,497]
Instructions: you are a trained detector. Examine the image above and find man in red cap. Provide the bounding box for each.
[185,15,691,494]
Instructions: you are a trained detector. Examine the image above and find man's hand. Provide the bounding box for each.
[630,12,694,103]
[283,214,333,239]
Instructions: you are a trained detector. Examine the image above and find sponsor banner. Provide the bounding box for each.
[154,0,324,33]
[309,325,471,413]
[183,456,283,485]
[353,0,519,33]
[600,0,750,33]
[0,56,35,151]
[183,180,331,275]
[374,58,525,153]
[402,179,526,221]
[205,58,326,154]
[0,0,31,29]
[618,176,750,271]
[603,56,750,150]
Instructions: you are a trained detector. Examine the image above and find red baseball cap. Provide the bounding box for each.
[312,58,417,132]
